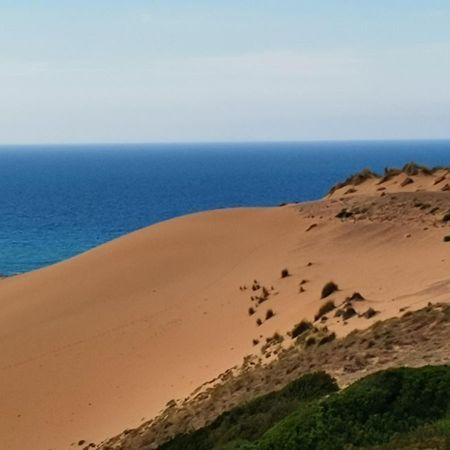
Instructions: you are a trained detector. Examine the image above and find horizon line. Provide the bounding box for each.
[0,137,450,148]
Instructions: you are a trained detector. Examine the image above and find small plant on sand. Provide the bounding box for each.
[442,212,450,222]
[315,300,336,321]
[252,338,259,346]
[281,268,290,278]
[265,309,275,320]
[291,320,313,339]
[321,281,338,298]
[248,307,255,316]
[256,318,262,326]
[444,236,450,242]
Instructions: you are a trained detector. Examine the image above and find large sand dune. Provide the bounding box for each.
[1,167,450,450]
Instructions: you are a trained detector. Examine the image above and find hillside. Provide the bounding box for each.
[1,163,450,450]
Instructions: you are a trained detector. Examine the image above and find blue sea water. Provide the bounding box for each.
[0,140,449,275]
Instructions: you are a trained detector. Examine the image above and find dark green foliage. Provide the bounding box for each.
[321,281,338,299]
[157,372,338,450]
[158,366,450,450]
[257,365,450,450]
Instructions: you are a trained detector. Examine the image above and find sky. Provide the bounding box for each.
[0,1,449,144]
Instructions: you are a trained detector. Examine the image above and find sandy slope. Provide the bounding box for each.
[1,169,450,450]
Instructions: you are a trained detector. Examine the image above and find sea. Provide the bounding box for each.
[0,140,449,275]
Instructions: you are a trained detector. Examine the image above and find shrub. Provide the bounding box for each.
[256,318,262,326]
[314,300,335,321]
[256,366,450,450]
[265,309,275,320]
[281,268,290,278]
[342,306,356,320]
[157,372,338,450]
[443,212,450,222]
[336,208,353,219]
[321,281,338,299]
[363,307,377,319]
[444,236,450,242]
[318,332,336,346]
[347,292,365,302]
[291,320,313,339]
[248,307,255,316]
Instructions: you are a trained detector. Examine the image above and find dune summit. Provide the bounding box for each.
[1,164,450,450]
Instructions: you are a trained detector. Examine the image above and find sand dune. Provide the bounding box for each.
[1,169,450,450]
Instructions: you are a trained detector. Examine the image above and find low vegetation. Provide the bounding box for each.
[158,366,450,450]
[281,268,290,278]
[321,281,338,299]
[314,300,335,321]
[290,320,313,339]
[157,372,338,450]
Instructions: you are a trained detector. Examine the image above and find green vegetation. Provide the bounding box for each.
[158,372,337,450]
[157,366,450,450]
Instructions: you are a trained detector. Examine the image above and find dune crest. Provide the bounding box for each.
[1,168,450,450]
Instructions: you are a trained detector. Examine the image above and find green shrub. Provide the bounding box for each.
[257,366,450,450]
[157,372,338,450]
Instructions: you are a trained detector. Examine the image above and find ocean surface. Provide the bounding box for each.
[1,140,449,275]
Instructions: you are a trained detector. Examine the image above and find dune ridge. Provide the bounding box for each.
[1,165,450,450]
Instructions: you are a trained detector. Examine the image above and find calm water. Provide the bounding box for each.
[0,140,449,275]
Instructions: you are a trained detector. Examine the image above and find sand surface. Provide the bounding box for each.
[1,170,450,449]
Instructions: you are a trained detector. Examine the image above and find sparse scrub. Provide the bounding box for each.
[321,281,338,299]
[444,236,450,242]
[346,292,365,302]
[342,306,357,320]
[442,212,450,222]
[318,332,336,346]
[256,318,262,326]
[248,307,255,316]
[265,309,275,320]
[336,208,353,219]
[314,300,335,321]
[291,320,313,339]
[363,307,378,319]
[281,268,290,278]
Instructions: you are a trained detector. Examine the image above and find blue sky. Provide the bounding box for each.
[1,1,449,143]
